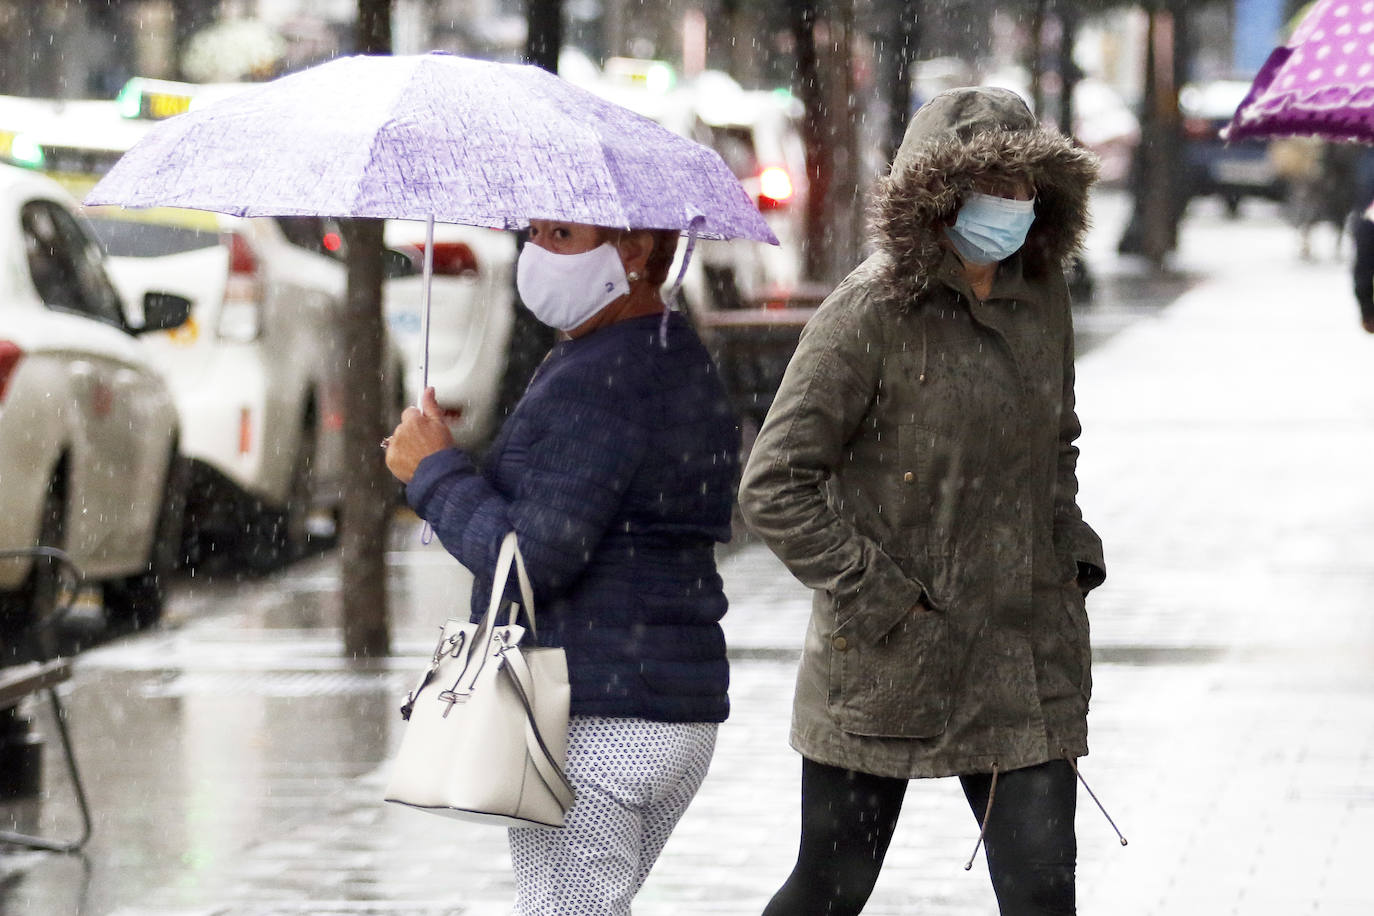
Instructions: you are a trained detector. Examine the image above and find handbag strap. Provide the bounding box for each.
[500,647,576,811]
[487,532,538,639]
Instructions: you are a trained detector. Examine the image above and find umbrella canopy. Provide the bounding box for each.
[1225,0,1374,143]
[85,51,777,244]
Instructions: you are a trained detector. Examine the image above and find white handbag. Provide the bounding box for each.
[384,532,575,828]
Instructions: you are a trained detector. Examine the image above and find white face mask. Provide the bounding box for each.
[515,241,630,331]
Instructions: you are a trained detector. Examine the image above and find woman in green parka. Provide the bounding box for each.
[738,87,1109,915]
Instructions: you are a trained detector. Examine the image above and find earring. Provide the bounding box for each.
[627,270,641,282]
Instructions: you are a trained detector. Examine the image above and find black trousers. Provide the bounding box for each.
[761,757,1078,916]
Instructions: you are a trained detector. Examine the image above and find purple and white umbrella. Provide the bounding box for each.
[86,51,776,242]
[87,52,777,392]
[1225,0,1374,143]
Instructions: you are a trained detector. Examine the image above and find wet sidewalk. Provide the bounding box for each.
[6,197,1374,915]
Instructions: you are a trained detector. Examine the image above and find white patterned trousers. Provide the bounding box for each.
[508,714,718,916]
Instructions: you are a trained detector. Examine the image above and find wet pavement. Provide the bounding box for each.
[5,191,1374,914]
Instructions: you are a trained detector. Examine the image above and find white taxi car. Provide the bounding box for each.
[0,164,190,639]
[1,83,516,568]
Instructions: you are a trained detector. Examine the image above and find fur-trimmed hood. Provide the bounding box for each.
[871,86,1099,306]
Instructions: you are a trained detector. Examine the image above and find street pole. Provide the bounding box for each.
[339,0,393,659]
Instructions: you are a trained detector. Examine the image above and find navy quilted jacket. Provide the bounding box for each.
[406,311,740,723]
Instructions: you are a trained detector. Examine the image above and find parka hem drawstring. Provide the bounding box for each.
[918,318,929,383]
[1063,749,1128,846]
[963,761,999,870]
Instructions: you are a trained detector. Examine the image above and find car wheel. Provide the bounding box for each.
[241,419,317,571]
[104,450,189,630]
[282,420,318,557]
[1,471,69,661]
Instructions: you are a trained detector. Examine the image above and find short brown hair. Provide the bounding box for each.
[598,227,681,286]
[644,229,680,286]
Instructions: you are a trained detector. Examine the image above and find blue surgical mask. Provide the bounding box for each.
[944,191,1037,265]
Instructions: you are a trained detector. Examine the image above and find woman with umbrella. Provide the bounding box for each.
[82,50,775,915]
[738,87,1113,914]
[383,218,740,915]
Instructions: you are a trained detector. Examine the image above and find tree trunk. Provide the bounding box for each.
[881,0,921,168]
[1120,3,1183,268]
[339,218,392,658]
[789,0,830,282]
[820,4,861,283]
[1029,0,1047,117]
[338,0,393,659]
[493,1,562,428]
[1141,6,1182,265]
[1058,3,1081,139]
[526,0,563,69]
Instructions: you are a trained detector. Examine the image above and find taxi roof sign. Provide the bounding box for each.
[603,58,676,95]
[115,77,253,121]
[117,78,198,120]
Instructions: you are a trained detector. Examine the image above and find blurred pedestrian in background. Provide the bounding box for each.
[1349,149,1374,334]
[384,217,740,915]
[1351,201,1374,333]
[738,87,1108,915]
[1273,137,1364,260]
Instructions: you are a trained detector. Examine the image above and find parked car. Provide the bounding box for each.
[979,68,1140,186]
[381,219,515,448]
[0,85,516,566]
[588,62,808,311]
[265,214,516,449]
[584,62,814,430]
[89,206,352,566]
[1180,77,1287,215]
[101,77,517,448]
[0,164,191,639]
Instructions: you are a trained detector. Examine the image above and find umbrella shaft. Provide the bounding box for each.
[419,215,435,406]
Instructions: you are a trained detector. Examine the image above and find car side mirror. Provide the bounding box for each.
[382,248,419,279]
[137,291,193,334]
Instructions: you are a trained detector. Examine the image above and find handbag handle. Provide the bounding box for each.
[486,531,538,639]
[500,646,576,809]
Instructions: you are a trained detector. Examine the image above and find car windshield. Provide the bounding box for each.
[698,123,759,180]
[83,214,220,257]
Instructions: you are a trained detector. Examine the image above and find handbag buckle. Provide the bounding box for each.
[433,630,466,665]
[437,689,468,716]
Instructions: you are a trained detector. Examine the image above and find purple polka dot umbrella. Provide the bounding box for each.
[1226,0,1374,143]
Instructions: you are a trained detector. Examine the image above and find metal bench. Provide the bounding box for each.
[0,659,72,708]
[0,549,91,853]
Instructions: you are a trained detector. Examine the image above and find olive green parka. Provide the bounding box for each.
[737,87,1106,779]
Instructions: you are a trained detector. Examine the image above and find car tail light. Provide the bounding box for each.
[218,231,263,342]
[758,166,795,210]
[0,340,22,403]
[238,407,252,455]
[425,242,479,277]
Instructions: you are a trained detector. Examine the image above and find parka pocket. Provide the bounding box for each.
[1061,587,1093,702]
[828,607,953,738]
